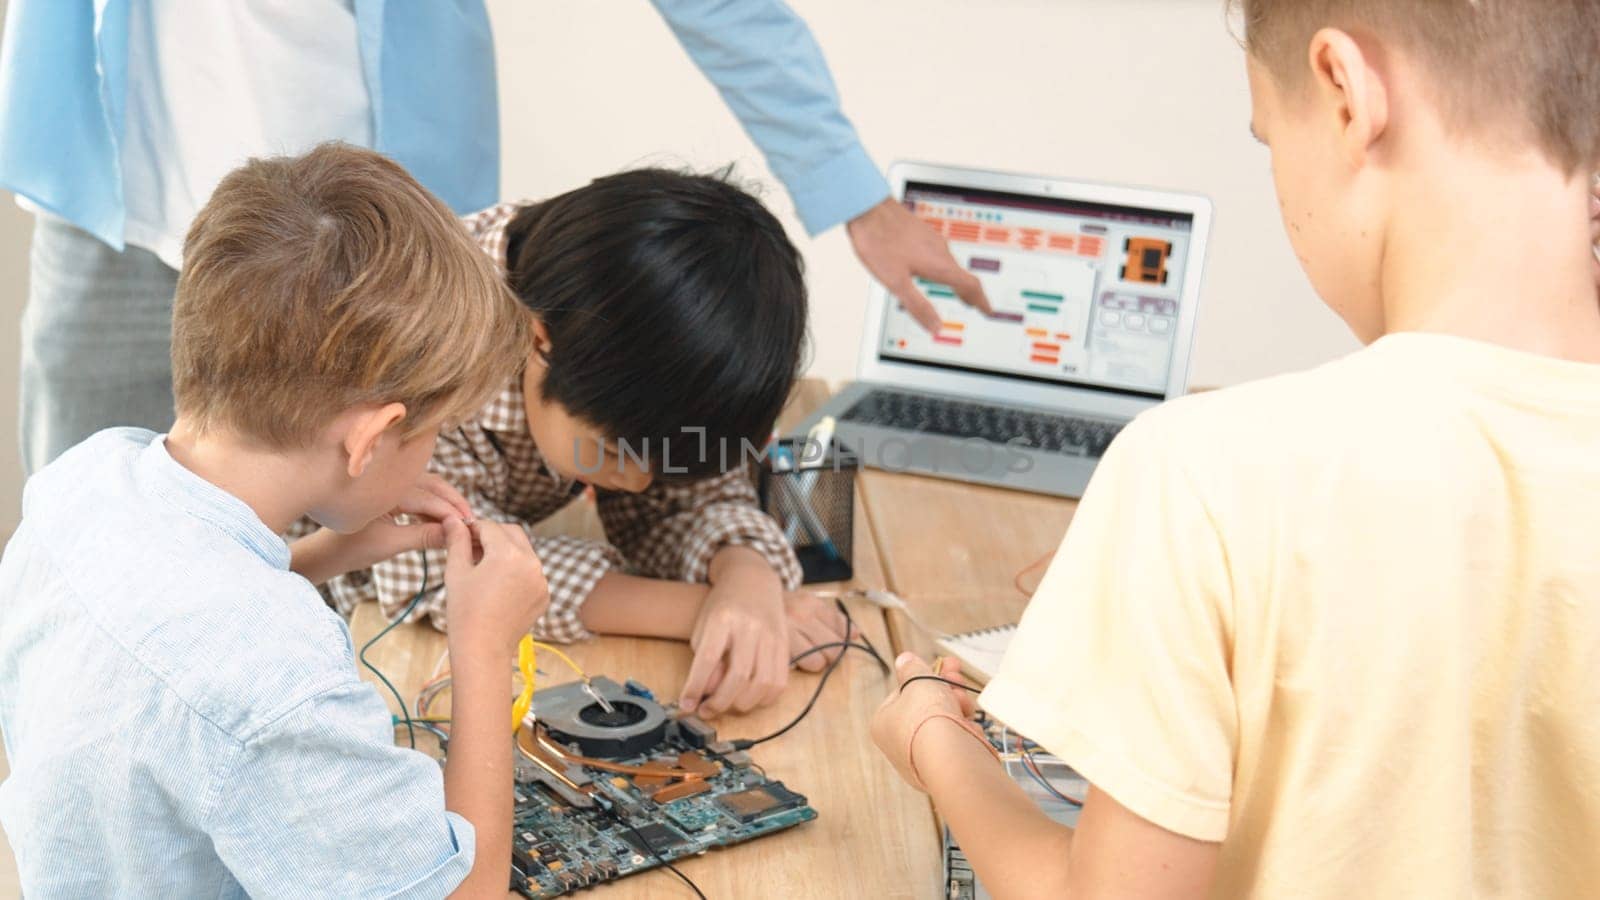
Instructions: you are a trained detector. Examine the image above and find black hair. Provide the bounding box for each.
[504,168,808,479]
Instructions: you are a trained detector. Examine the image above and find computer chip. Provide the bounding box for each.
[619,821,688,856]
[716,782,807,824]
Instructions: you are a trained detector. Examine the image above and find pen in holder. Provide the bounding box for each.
[759,437,857,584]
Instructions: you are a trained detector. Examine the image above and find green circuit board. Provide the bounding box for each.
[444,676,816,897]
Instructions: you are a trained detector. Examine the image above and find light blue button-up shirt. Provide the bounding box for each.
[0,429,473,899]
[0,0,888,248]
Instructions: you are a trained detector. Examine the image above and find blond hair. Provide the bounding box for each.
[173,143,526,447]
[1232,0,1600,174]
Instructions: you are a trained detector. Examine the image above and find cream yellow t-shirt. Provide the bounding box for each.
[981,333,1600,899]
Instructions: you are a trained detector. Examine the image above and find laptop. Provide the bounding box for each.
[796,161,1213,497]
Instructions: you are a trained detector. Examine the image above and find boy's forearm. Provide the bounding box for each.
[919,718,1076,899]
[443,649,514,899]
[578,572,708,640]
[577,546,781,641]
[706,544,777,587]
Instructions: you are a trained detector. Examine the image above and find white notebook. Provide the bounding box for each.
[936,624,1017,684]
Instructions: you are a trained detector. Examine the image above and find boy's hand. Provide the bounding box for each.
[871,653,980,792]
[784,590,853,673]
[443,518,548,657]
[678,590,852,711]
[289,473,473,584]
[679,550,787,716]
[848,197,993,333]
[352,472,475,561]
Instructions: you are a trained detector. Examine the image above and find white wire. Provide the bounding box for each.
[427,648,450,681]
[823,588,947,639]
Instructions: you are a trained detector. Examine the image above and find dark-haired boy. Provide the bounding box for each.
[329,169,850,717]
[873,1,1600,897]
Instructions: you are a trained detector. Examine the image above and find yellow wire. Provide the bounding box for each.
[511,636,537,732]
[528,640,587,678]
[510,638,588,733]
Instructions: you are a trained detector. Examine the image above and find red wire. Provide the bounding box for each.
[1012,551,1054,598]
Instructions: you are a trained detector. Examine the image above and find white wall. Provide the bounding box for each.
[0,0,1359,534]
[488,0,1357,384]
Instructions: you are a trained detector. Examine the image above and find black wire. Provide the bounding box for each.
[732,648,847,750]
[898,674,982,695]
[358,550,438,749]
[835,599,890,672]
[732,640,891,751]
[600,801,708,899]
[789,640,889,672]
[783,600,891,673]
[728,598,897,751]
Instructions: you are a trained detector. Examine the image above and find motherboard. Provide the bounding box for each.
[447,675,816,898]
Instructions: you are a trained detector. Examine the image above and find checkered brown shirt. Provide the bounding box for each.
[322,203,802,640]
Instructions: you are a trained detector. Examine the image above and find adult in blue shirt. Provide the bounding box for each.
[0,0,990,474]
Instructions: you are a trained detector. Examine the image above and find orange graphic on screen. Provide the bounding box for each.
[1120,237,1172,285]
[919,215,1102,260]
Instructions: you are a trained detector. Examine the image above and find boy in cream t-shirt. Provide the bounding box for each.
[871,1,1600,897]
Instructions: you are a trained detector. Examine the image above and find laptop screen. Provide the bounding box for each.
[879,181,1197,401]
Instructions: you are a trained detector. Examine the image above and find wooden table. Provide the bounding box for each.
[856,470,1077,664]
[848,416,1084,864]
[353,381,940,899]
[856,392,1221,662]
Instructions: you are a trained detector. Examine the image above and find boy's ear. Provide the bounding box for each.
[343,402,408,479]
[1308,27,1390,169]
[530,317,553,364]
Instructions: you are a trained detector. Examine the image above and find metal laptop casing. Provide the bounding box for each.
[797,161,1214,497]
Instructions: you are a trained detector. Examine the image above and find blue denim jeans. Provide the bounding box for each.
[19,214,178,474]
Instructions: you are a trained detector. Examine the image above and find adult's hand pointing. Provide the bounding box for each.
[847,198,993,333]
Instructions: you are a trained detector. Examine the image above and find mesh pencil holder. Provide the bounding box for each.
[758,438,858,584]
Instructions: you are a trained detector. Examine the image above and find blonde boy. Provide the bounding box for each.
[875,2,1600,897]
[0,144,543,899]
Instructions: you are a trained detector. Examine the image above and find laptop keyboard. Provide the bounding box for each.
[840,389,1123,458]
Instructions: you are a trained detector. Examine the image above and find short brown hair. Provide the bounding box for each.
[173,143,526,447]
[1232,0,1600,174]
